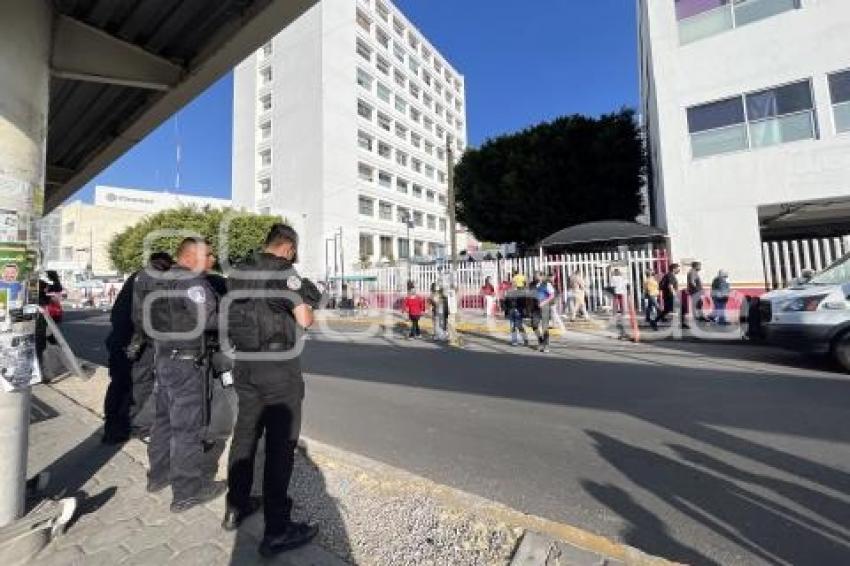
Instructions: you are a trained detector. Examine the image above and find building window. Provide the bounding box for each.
[359,196,375,216]
[396,150,408,166]
[435,103,444,117]
[410,107,421,123]
[410,132,422,148]
[829,69,850,134]
[396,178,409,193]
[378,141,391,159]
[439,218,447,232]
[438,171,446,184]
[358,130,374,151]
[379,201,393,220]
[359,233,374,258]
[259,177,272,194]
[378,112,392,132]
[395,122,408,141]
[426,190,435,202]
[260,121,272,139]
[408,57,420,76]
[408,32,419,51]
[424,141,434,155]
[414,240,423,256]
[687,79,815,158]
[436,146,445,160]
[676,0,799,45]
[393,16,404,37]
[412,184,423,198]
[376,27,390,49]
[423,92,433,109]
[376,1,389,22]
[357,68,373,91]
[439,194,447,205]
[378,170,392,188]
[356,38,372,62]
[413,211,423,227]
[424,164,435,179]
[423,71,432,87]
[435,82,443,96]
[393,42,405,64]
[395,95,407,113]
[397,206,410,223]
[423,117,433,133]
[356,9,371,33]
[64,221,75,234]
[412,158,422,174]
[260,66,272,85]
[394,68,406,88]
[259,149,272,166]
[376,55,390,75]
[358,162,375,182]
[398,238,410,259]
[377,82,391,102]
[358,99,373,120]
[62,246,73,261]
[380,236,393,259]
[409,82,420,100]
[261,42,272,58]
[436,125,445,140]
[427,214,436,230]
[260,94,272,112]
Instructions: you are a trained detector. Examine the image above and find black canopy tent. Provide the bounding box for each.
[538,220,667,252]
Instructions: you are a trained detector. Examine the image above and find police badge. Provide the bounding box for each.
[187,286,207,304]
[286,275,302,291]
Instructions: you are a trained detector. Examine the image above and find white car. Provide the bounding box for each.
[759,253,850,372]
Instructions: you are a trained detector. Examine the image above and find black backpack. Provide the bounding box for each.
[226,259,294,352]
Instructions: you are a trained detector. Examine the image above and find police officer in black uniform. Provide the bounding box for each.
[103,252,173,444]
[133,238,225,512]
[223,224,321,557]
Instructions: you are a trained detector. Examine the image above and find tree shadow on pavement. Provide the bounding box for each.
[583,431,850,566]
[228,442,352,565]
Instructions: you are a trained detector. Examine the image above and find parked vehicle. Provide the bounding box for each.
[759,253,850,371]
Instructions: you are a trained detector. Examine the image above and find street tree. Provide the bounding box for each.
[454,109,645,246]
[108,206,285,274]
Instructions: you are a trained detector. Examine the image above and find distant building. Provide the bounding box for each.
[639,0,850,288]
[42,186,231,279]
[231,0,468,278]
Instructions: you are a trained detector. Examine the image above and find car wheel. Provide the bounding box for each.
[833,330,850,373]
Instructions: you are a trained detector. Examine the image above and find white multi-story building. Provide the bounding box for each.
[231,0,467,279]
[639,0,850,289]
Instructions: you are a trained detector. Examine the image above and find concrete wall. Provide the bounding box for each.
[641,0,850,286]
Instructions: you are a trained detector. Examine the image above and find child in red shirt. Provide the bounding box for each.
[402,288,427,339]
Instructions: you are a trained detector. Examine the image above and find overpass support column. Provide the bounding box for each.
[0,0,51,526]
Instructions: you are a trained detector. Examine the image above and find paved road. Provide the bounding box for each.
[61,310,850,565]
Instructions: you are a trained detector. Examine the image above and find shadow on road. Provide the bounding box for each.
[298,338,850,565]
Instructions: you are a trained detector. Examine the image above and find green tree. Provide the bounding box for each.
[108,206,285,274]
[454,109,645,245]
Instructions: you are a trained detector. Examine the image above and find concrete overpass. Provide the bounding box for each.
[0,0,317,547]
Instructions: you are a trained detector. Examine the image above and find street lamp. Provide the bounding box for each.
[402,212,414,285]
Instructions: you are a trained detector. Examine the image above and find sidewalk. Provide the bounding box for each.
[27,368,676,566]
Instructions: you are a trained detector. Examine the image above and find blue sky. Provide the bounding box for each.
[71,0,637,204]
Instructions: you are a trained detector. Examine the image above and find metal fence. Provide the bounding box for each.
[762,235,850,290]
[352,248,669,313]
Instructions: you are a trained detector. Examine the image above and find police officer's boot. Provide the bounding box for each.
[259,522,319,557]
[222,496,262,531]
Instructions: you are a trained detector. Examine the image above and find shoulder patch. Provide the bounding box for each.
[187,285,207,304]
[286,275,302,291]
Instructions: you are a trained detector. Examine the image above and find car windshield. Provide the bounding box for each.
[809,254,850,285]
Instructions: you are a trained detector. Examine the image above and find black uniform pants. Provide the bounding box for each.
[227,361,303,536]
[104,345,133,438]
[148,356,205,501]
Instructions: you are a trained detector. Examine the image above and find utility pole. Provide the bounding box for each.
[446,137,461,346]
[0,0,49,527]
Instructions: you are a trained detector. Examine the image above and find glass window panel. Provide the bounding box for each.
[749,111,814,148]
[676,0,729,20]
[678,4,733,44]
[834,101,850,134]
[746,81,812,120]
[690,123,749,157]
[687,96,744,133]
[829,70,850,105]
[733,0,797,27]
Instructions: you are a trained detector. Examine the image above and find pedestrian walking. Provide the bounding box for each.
[656,263,681,326]
[609,268,630,339]
[402,286,426,338]
[429,283,449,342]
[710,269,731,324]
[643,270,660,330]
[567,270,587,321]
[511,269,527,290]
[224,224,323,556]
[531,272,556,353]
[481,276,496,317]
[132,239,225,513]
[686,261,704,326]
[503,281,529,346]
